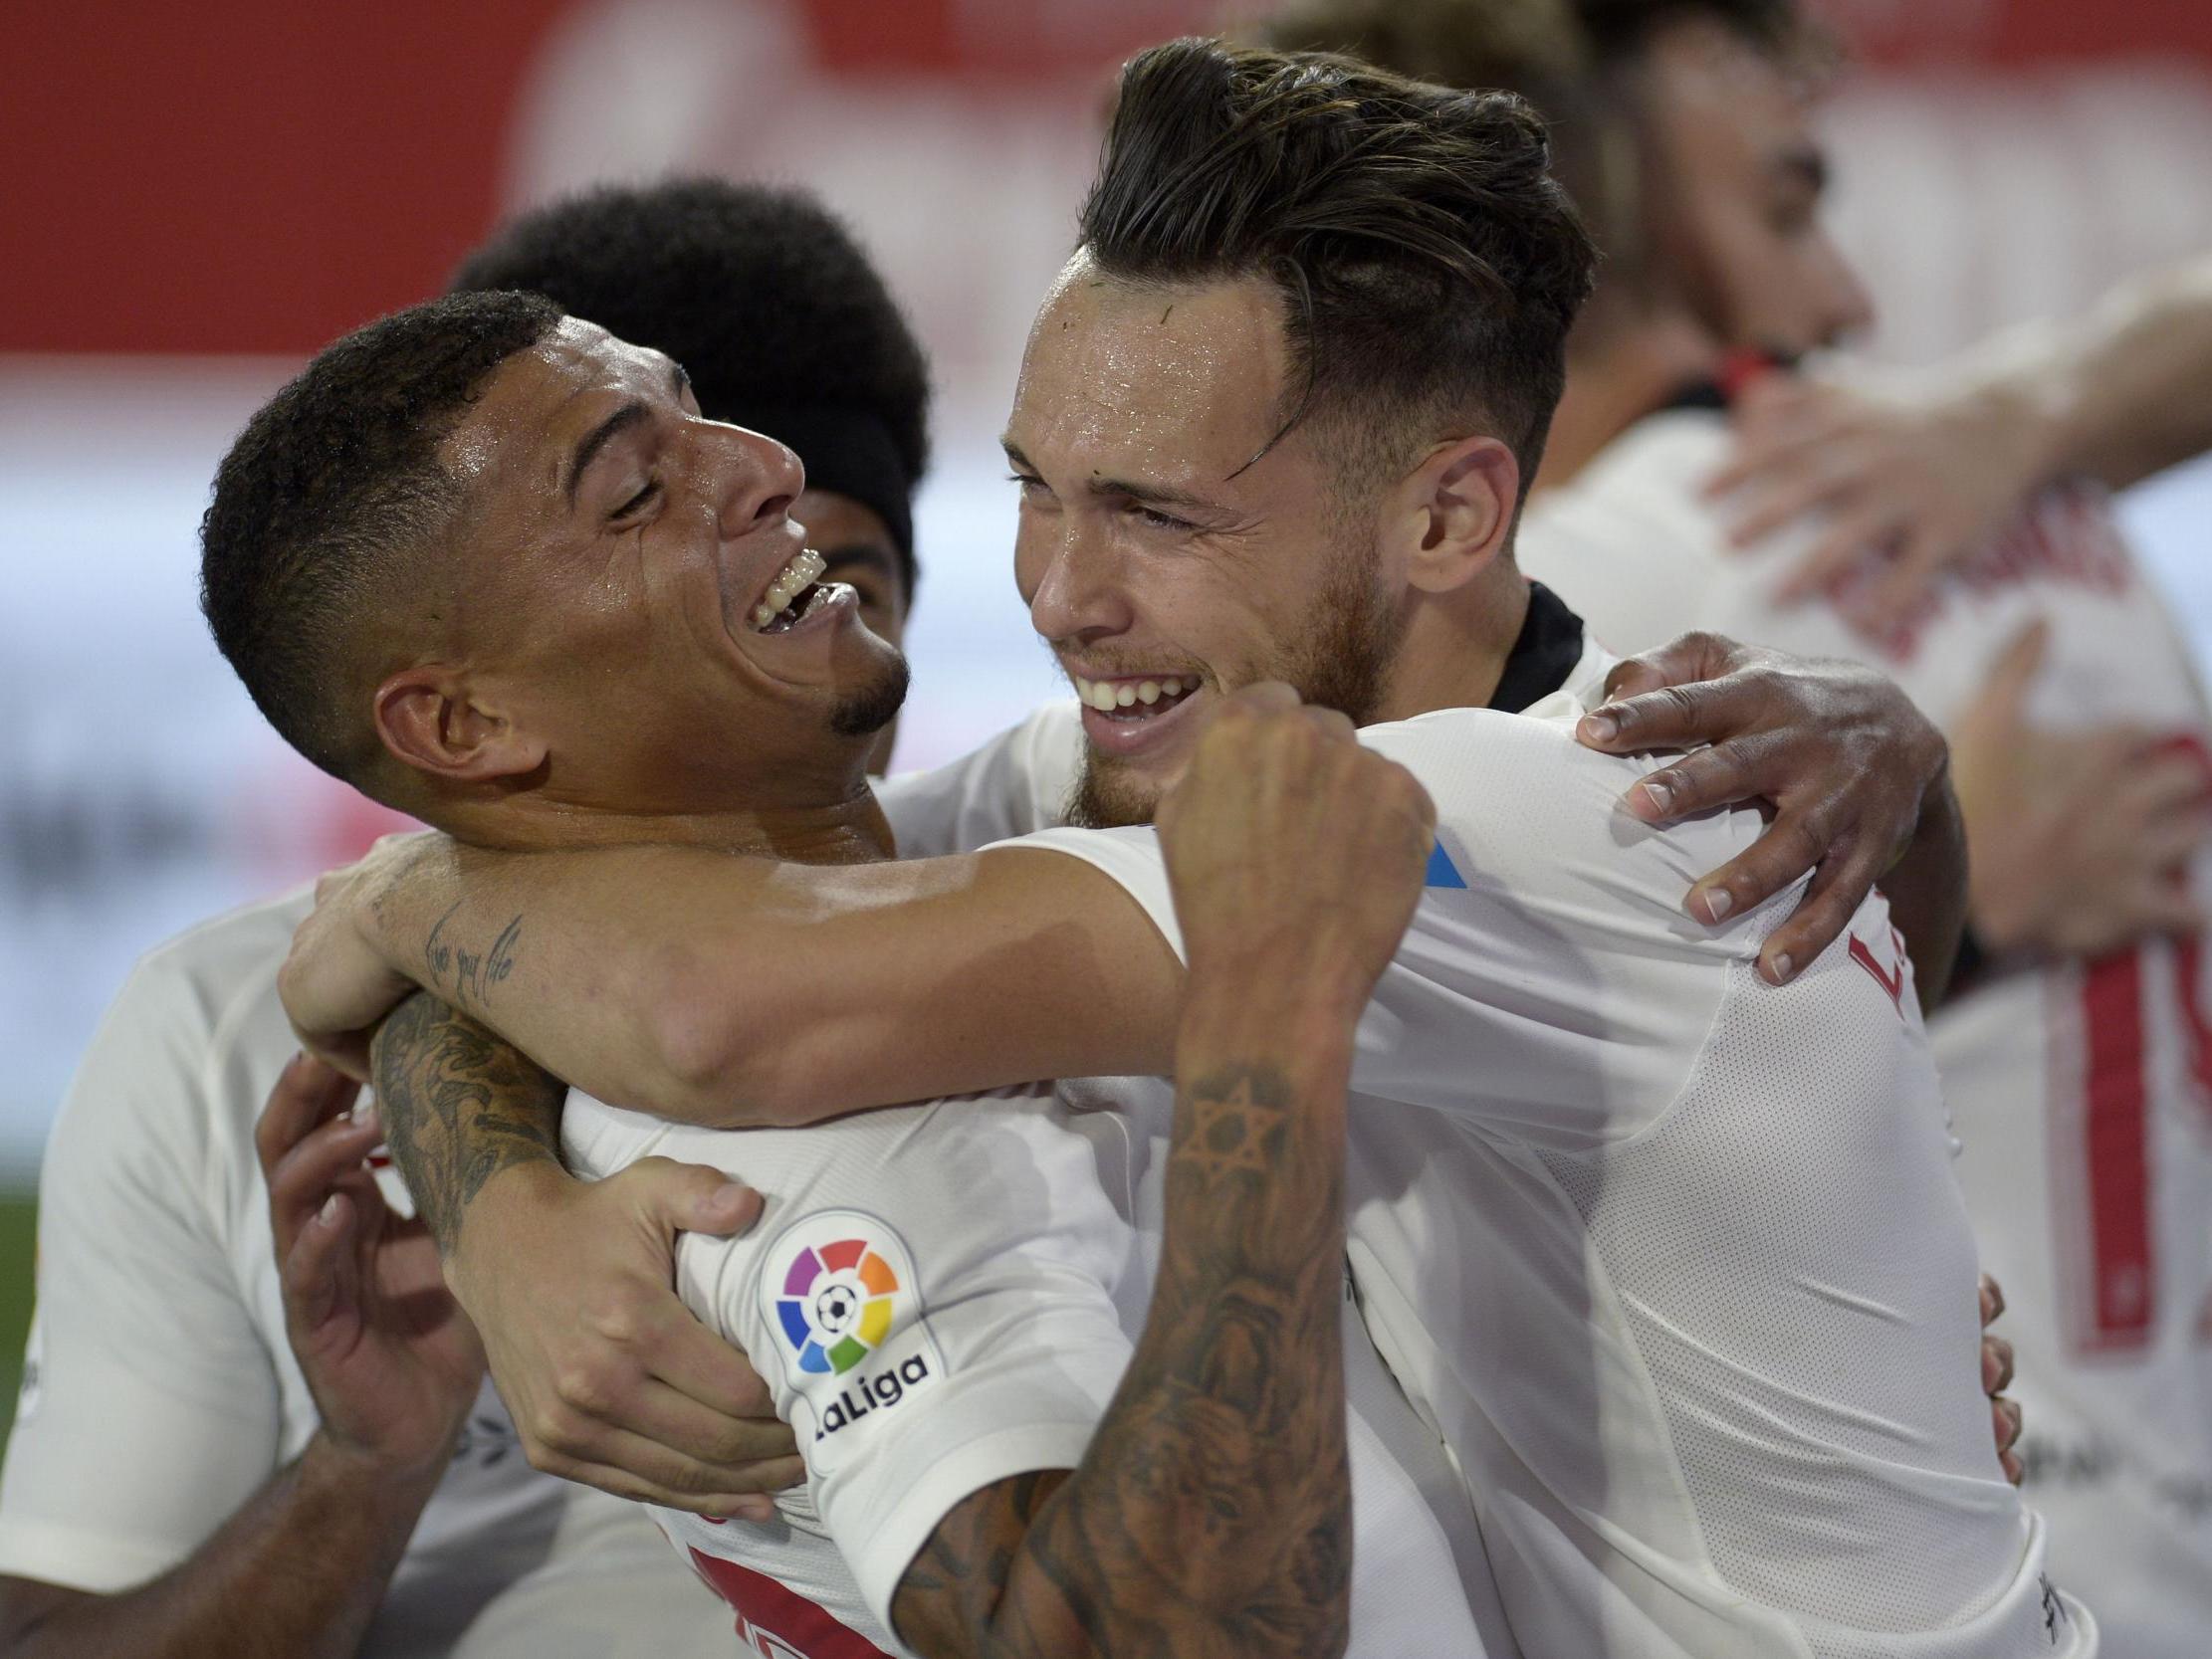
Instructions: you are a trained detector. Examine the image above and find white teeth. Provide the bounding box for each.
[1073,674,1199,713]
[753,549,827,631]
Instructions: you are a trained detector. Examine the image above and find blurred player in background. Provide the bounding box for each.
[0,177,930,1659]
[1257,0,2212,1649]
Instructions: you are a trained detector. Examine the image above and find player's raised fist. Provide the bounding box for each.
[1158,681,1435,1008]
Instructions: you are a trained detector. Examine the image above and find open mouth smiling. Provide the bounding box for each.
[749,547,845,634]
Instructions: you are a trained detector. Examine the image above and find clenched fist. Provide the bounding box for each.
[1158,683,1437,1013]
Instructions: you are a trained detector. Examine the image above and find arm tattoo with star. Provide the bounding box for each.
[890,1029,1355,1659]
[369,992,566,1255]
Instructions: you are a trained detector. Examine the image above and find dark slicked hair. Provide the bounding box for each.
[1258,0,1631,263]
[200,290,562,788]
[1078,37,1595,493]
[451,178,930,599]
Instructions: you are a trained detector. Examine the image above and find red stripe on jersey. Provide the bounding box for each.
[2175,936,2212,1118]
[2080,950,2155,1351]
[1848,933,1905,1013]
[688,1549,893,1659]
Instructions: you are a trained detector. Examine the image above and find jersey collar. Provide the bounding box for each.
[1488,580,1587,716]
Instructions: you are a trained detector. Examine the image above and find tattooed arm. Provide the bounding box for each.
[371,993,562,1254]
[893,1034,1353,1656]
[370,993,800,1515]
[887,688,1434,1659]
[281,833,1186,1124]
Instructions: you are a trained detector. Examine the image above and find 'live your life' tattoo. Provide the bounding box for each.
[423,904,524,1012]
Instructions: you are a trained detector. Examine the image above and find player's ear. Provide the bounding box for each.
[1388,434,1519,596]
[372,664,546,785]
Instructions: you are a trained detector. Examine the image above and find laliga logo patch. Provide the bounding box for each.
[761,1211,943,1470]
[777,1234,897,1375]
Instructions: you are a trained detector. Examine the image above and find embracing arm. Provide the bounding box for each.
[1709,254,2212,623]
[888,690,1425,1659]
[299,839,1181,1128]
[1576,634,1965,1006]
[0,1444,444,1659]
[369,992,798,1516]
[370,991,565,1255]
[0,996,468,1659]
[1997,251,2212,493]
[891,982,1355,1658]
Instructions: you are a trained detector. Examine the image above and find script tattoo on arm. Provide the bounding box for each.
[420,906,525,1016]
[370,992,565,1255]
[891,1054,1353,1659]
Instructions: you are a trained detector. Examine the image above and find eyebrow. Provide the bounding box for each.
[1000,439,1218,512]
[566,402,650,509]
[565,364,691,510]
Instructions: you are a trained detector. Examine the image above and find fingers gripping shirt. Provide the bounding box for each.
[0,894,730,1657]
[994,696,2093,1659]
[1523,405,2212,1650]
[562,1086,1490,1659]
[564,1087,1127,1653]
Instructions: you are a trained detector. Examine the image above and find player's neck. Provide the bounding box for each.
[1539,310,1720,490]
[427,761,895,867]
[1372,561,1530,723]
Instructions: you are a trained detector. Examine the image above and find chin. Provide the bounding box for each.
[1068,750,1170,829]
[828,645,911,738]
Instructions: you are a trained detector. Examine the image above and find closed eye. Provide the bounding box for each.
[1130,504,1195,532]
[612,479,660,520]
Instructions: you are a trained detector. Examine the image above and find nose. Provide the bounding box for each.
[1020,513,1136,647]
[1811,234,1876,348]
[711,425,804,538]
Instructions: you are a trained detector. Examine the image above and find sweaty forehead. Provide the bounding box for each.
[442,315,675,490]
[1010,262,1290,483]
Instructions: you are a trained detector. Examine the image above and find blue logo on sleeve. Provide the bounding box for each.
[1425,842,1468,890]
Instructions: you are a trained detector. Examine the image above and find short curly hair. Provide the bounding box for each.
[452,178,931,600]
[199,290,563,788]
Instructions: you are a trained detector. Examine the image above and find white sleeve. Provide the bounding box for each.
[875,702,1085,857]
[0,954,285,1591]
[995,709,1773,1150]
[633,1093,1134,1634]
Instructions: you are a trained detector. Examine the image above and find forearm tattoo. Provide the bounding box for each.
[420,903,524,1015]
[370,992,565,1254]
[893,1060,1353,1659]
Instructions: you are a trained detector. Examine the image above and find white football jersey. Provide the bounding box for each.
[1522,404,2212,1650]
[0,893,732,1656]
[898,626,2085,1657]
[878,699,1083,857]
[562,1089,1489,1658]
